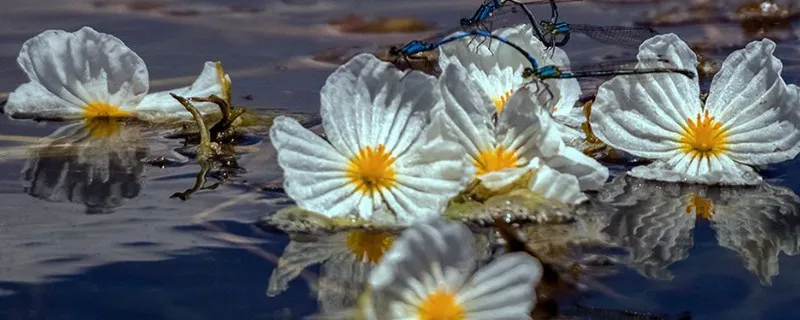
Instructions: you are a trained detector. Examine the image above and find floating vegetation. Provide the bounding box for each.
[328,14,436,33]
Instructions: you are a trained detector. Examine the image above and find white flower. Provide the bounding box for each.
[437,23,586,145]
[590,34,800,185]
[436,62,608,204]
[4,26,227,122]
[269,53,469,224]
[363,218,541,320]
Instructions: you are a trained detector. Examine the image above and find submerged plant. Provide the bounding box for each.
[3,26,227,122]
[590,33,800,185]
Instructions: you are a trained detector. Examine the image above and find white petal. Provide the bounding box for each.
[554,106,589,148]
[5,82,84,120]
[465,63,525,115]
[437,24,580,115]
[136,61,226,121]
[545,147,609,191]
[528,159,588,205]
[369,219,475,312]
[591,34,701,159]
[477,167,529,191]
[628,155,762,185]
[320,53,436,158]
[458,253,542,319]
[496,24,581,113]
[705,40,800,165]
[269,116,363,218]
[438,62,496,159]
[6,26,148,119]
[388,116,472,224]
[498,90,608,190]
[497,88,562,162]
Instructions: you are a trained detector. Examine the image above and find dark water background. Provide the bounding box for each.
[1,0,800,319]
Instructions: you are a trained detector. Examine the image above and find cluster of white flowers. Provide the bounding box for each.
[270,24,610,224]
[6,26,799,222]
[8,23,800,320]
[269,27,800,224]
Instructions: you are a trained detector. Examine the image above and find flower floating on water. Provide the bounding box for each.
[269,53,468,223]
[437,24,586,146]
[359,219,541,319]
[436,62,608,204]
[4,26,228,122]
[591,34,800,185]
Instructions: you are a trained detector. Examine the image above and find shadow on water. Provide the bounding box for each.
[0,221,315,320]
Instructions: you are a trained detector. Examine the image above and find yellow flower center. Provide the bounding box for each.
[474,145,519,176]
[492,89,514,114]
[345,230,394,264]
[82,101,131,119]
[678,109,729,162]
[84,117,122,138]
[417,289,465,320]
[685,193,715,220]
[346,144,397,195]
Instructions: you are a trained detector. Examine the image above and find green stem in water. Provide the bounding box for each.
[171,93,212,160]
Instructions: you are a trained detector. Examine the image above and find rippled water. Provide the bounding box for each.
[1,0,800,319]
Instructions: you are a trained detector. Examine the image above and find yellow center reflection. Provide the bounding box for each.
[492,89,514,114]
[474,145,519,176]
[84,117,122,138]
[685,193,715,220]
[346,144,397,195]
[679,109,729,163]
[417,288,465,320]
[344,230,394,264]
[82,101,131,119]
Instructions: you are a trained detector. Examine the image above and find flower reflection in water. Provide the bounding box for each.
[22,118,147,214]
[599,175,800,285]
[266,228,494,314]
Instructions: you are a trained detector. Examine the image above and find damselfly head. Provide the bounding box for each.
[388,46,402,56]
[522,67,536,79]
[459,18,473,26]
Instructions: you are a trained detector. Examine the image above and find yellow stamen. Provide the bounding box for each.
[82,101,131,119]
[685,193,715,220]
[417,289,465,320]
[678,109,729,163]
[492,89,514,114]
[474,145,519,176]
[345,230,394,264]
[346,144,397,195]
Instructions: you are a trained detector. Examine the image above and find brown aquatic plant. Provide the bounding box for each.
[168,92,243,200]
